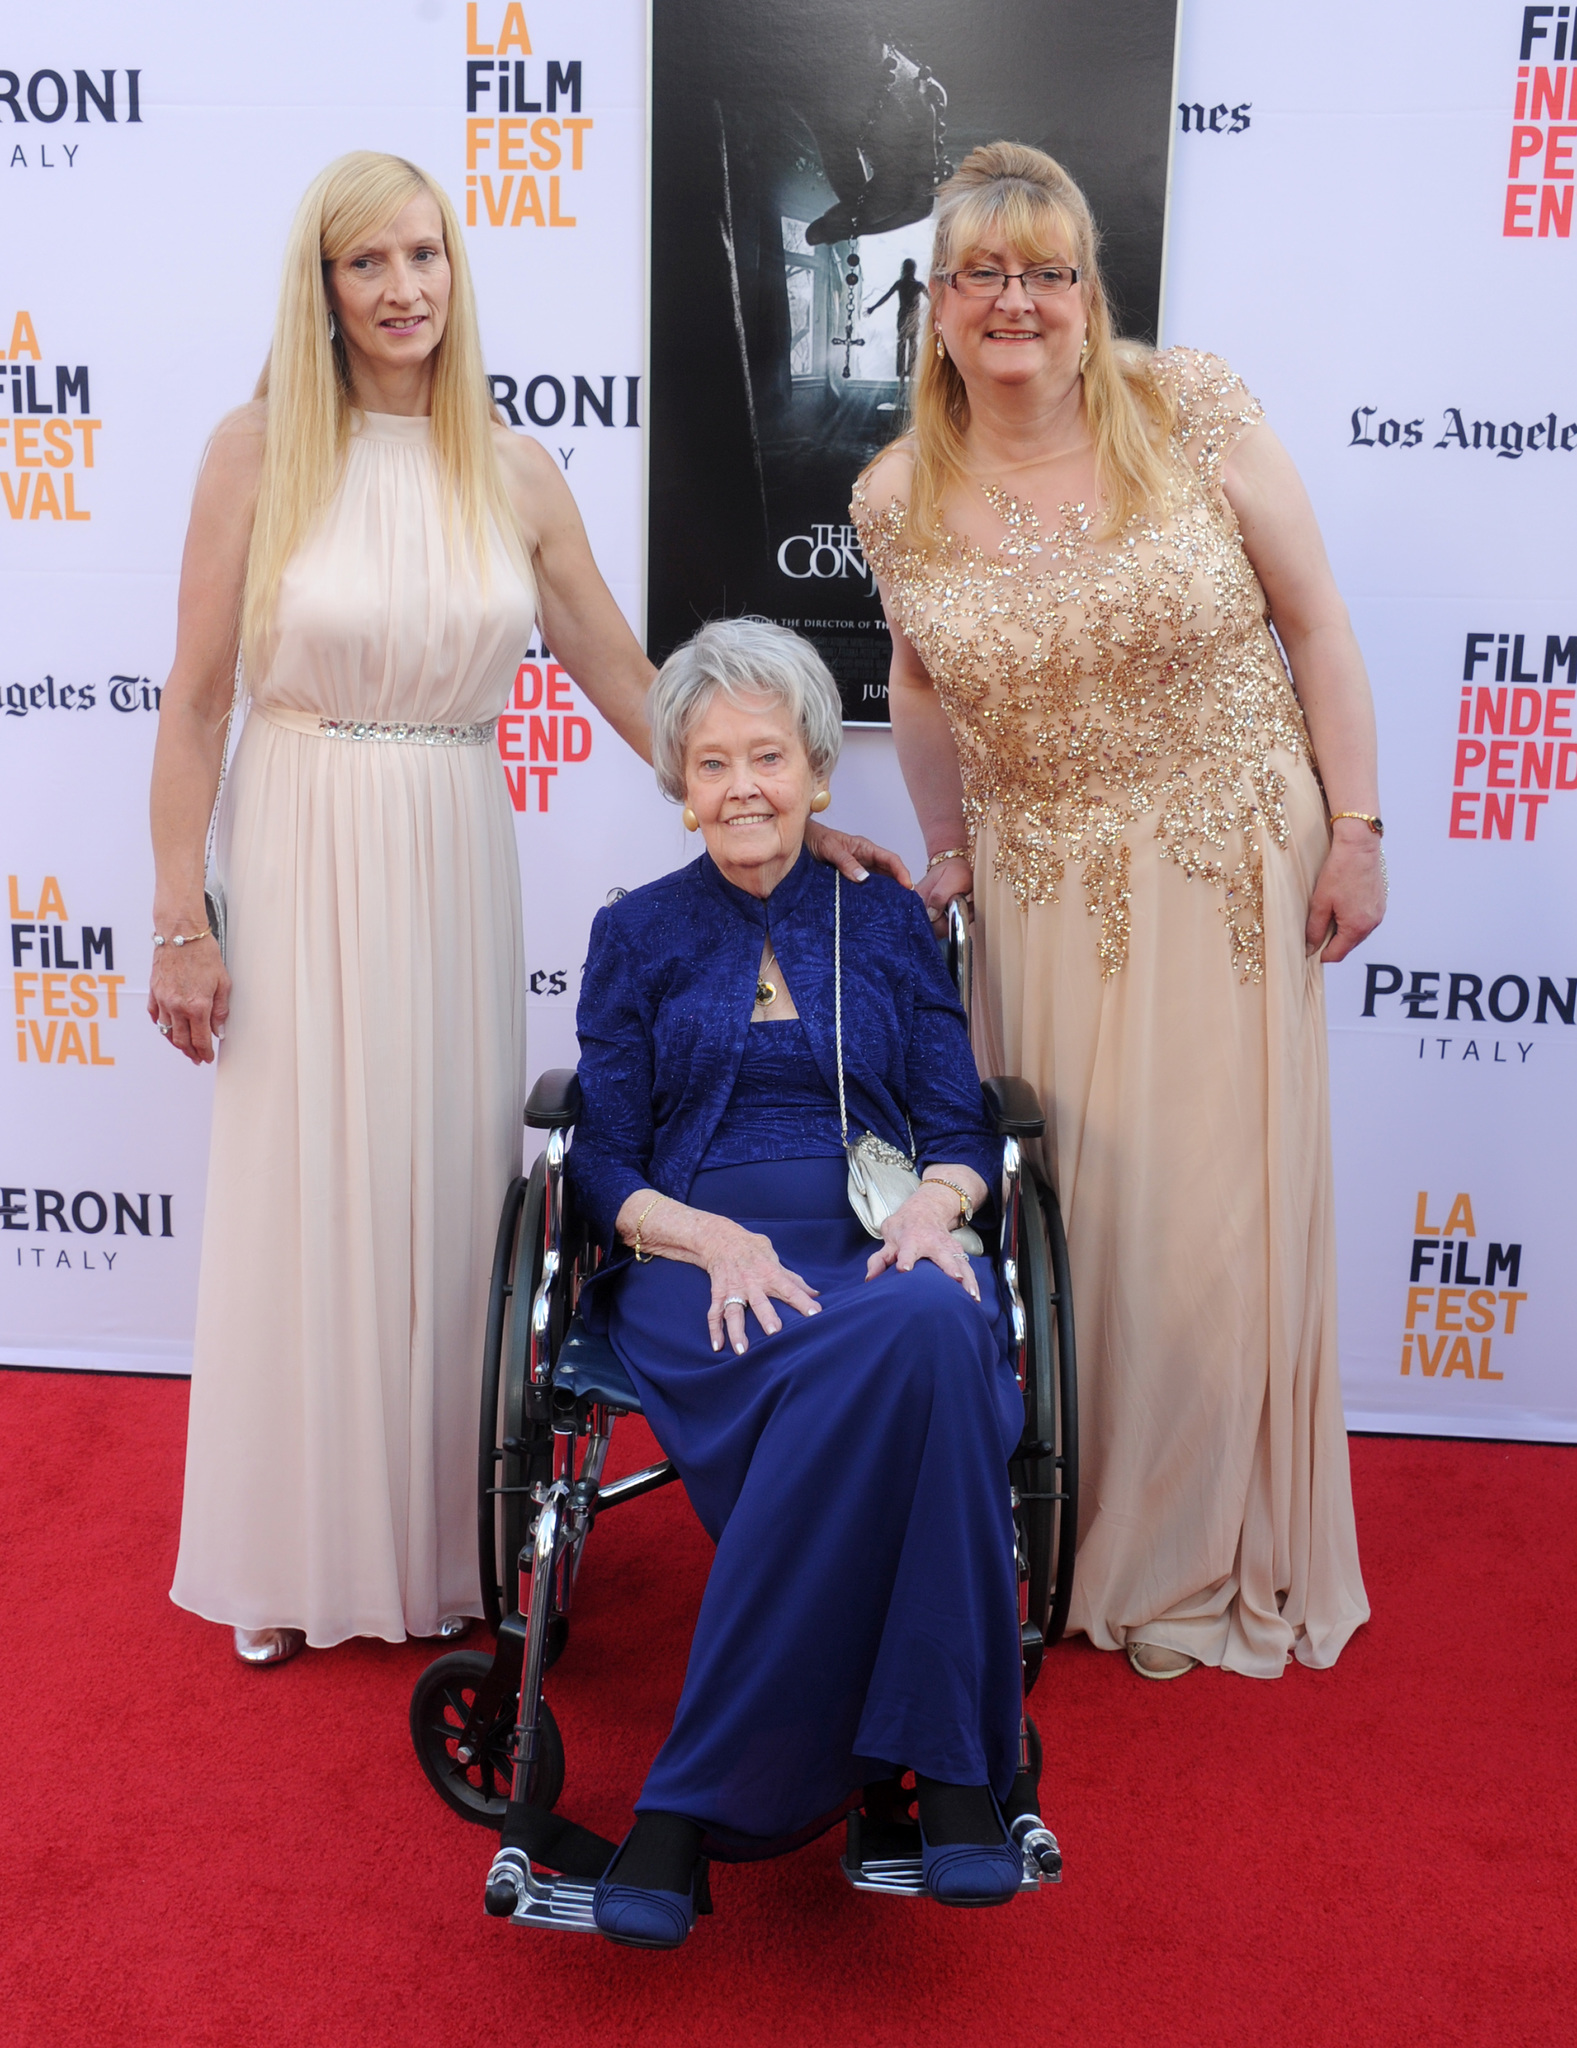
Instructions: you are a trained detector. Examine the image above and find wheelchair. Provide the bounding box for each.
[410,901,1079,1930]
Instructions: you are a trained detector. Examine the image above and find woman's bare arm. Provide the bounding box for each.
[147,407,264,1062]
[1222,422,1386,961]
[496,430,655,757]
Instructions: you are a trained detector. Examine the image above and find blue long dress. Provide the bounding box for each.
[569,851,1026,1852]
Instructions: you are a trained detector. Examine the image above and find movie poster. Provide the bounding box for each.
[648,0,1182,720]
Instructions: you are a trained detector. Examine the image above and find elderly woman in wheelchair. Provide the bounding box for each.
[585,616,1038,1941]
[428,617,1072,1949]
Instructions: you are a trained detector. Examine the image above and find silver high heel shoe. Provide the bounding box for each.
[233,1626,307,1667]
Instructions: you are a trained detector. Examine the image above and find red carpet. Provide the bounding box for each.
[1,1367,1572,2047]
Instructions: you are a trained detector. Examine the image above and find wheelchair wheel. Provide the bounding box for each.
[478,1159,554,1631]
[409,1650,564,1826]
[1011,1173,1080,1675]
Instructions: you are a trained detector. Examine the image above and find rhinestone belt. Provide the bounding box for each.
[255,704,498,746]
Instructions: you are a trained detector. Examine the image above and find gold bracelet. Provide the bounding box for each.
[1328,812,1384,837]
[631,1192,665,1262]
[922,1174,974,1224]
[925,847,969,873]
[152,928,214,948]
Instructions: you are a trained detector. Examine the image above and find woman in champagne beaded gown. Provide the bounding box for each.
[853,145,1384,1680]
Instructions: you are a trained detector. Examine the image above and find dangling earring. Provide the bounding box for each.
[935,333,945,360]
[682,805,700,832]
[1078,328,1090,370]
[328,311,338,342]
[810,789,831,814]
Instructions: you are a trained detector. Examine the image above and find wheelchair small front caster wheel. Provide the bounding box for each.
[410,1649,564,1825]
[485,1848,529,1917]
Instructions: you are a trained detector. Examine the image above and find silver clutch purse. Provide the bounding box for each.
[834,874,984,1256]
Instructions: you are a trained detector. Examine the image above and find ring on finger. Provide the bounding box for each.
[721,1294,748,1311]
[157,1022,173,1036]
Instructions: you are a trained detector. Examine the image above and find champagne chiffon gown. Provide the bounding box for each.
[853,350,1370,1677]
[171,412,535,1646]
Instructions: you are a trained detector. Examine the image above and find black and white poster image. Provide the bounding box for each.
[648,0,1181,722]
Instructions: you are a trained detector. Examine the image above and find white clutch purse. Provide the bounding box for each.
[833,873,984,1257]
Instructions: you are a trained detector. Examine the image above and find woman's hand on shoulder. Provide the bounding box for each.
[865,1182,980,1300]
[805,820,913,889]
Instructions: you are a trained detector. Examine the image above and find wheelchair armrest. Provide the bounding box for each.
[524,1067,583,1130]
[982,1075,1045,1139]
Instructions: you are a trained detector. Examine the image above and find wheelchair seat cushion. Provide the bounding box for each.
[555,1316,644,1412]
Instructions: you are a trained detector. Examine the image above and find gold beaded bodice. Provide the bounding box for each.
[851,349,1314,980]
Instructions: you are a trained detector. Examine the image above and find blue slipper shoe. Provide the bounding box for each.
[592,1830,712,1950]
[920,1791,1024,1908]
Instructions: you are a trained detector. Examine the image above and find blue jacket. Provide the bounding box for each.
[566,846,1000,1245]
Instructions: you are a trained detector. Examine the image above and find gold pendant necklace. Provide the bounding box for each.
[756,948,779,1009]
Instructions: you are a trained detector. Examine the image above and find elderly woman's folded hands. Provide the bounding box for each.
[865,1173,988,1301]
[614,1189,822,1356]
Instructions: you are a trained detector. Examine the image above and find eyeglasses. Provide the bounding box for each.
[944,265,1080,298]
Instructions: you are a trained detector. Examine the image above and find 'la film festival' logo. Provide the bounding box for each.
[1506,6,1577,237]
[463,5,589,229]
[1400,1191,1526,1382]
[9,876,124,1066]
[1,311,99,522]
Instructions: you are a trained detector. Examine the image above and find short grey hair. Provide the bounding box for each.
[648,617,844,803]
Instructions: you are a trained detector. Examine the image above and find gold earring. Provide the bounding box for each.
[682,805,700,832]
[935,333,945,359]
[1079,328,1090,368]
[810,789,831,814]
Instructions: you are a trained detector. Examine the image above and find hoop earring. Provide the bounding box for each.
[682,806,700,832]
[810,789,831,814]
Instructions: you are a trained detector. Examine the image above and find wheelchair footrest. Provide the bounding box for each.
[840,1811,1059,1896]
[485,1848,600,1933]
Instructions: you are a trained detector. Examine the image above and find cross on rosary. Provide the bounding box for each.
[837,243,865,378]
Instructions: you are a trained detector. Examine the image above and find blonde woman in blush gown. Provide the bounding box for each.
[853,144,1382,1681]
[149,153,657,1663]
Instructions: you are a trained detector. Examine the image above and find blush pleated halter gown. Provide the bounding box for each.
[171,411,535,1645]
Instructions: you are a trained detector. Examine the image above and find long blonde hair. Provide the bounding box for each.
[241,151,517,672]
[869,141,1177,549]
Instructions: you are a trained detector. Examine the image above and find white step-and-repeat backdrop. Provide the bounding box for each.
[2,3,1572,1437]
